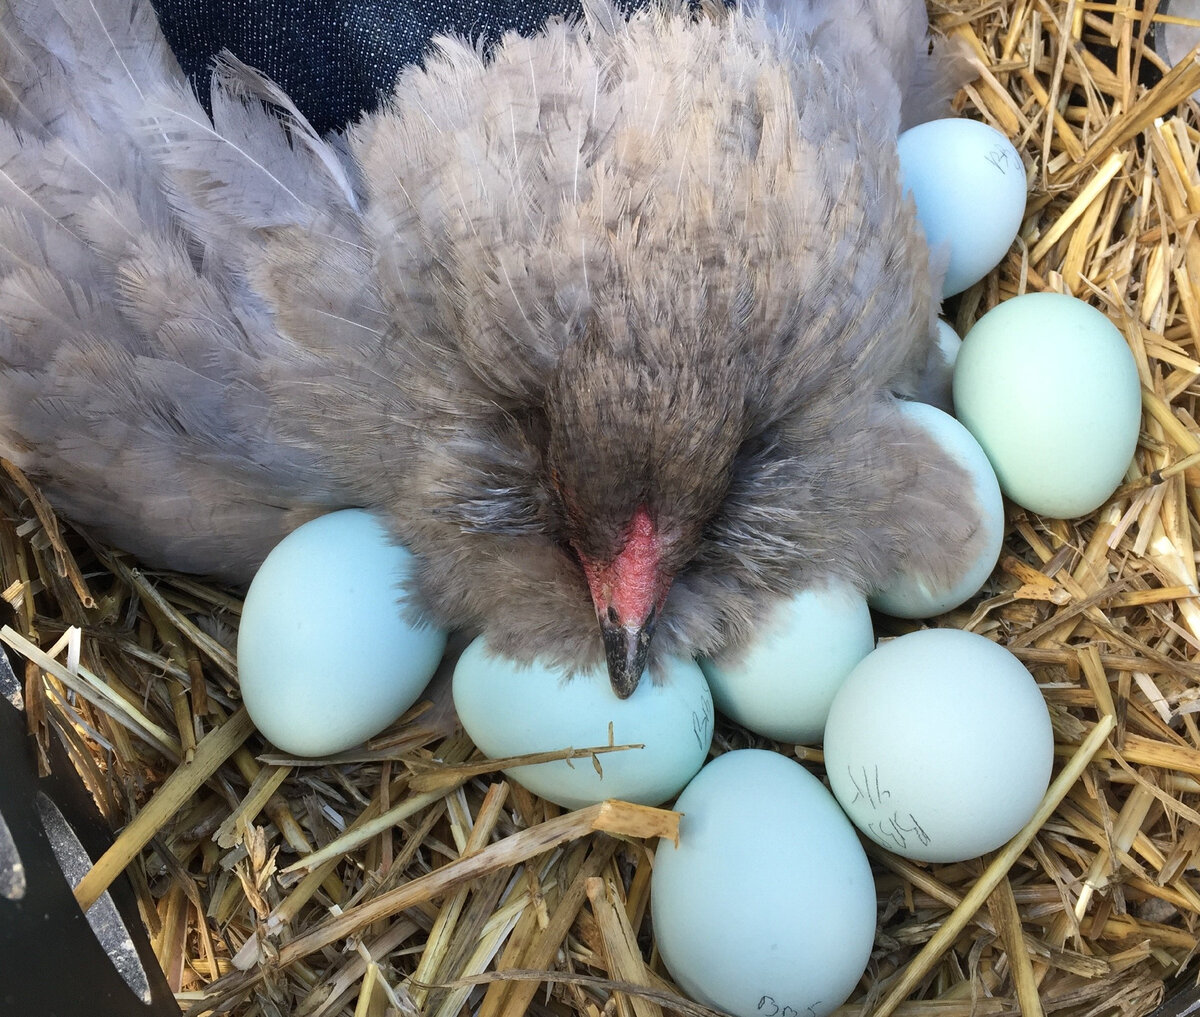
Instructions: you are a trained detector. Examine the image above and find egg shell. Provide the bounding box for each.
[452,637,712,810]
[237,510,447,757]
[651,750,876,1017]
[918,319,962,412]
[952,292,1141,518]
[1154,0,1200,101]
[699,582,873,744]
[823,628,1053,863]
[868,401,1004,618]
[897,118,1027,297]
[935,319,963,369]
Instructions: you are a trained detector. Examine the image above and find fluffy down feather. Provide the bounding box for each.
[0,0,984,692]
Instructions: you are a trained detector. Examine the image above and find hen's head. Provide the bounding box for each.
[285,1,953,702]
[545,319,751,696]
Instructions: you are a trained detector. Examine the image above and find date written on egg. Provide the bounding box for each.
[844,765,932,853]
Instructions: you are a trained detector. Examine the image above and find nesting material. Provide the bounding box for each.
[4,2,1200,1015]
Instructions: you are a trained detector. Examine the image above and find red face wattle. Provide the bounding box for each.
[574,505,673,698]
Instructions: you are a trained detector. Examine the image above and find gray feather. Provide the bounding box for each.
[0,0,989,674]
[0,0,355,582]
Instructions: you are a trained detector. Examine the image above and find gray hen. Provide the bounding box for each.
[0,0,985,696]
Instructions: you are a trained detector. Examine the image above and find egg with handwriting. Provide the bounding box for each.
[652,750,876,1017]
[953,292,1141,518]
[699,582,873,744]
[237,510,447,757]
[869,401,1004,618]
[824,629,1053,862]
[898,118,1027,297]
[453,636,712,810]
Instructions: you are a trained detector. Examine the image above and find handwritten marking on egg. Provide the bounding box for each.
[651,750,876,1017]
[699,582,873,744]
[452,637,712,810]
[869,401,1004,618]
[898,118,1027,298]
[237,510,447,757]
[823,629,1053,863]
[952,292,1141,518]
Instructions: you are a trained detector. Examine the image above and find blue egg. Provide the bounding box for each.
[652,751,877,1017]
[699,582,874,744]
[898,118,1027,298]
[237,510,446,757]
[953,293,1141,518]
[868,401,1004,618]
[453,636,712,810]
[824,629,1053,863]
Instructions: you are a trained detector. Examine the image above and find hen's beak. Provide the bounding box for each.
[574,506,667,699]
[600,606,657,699]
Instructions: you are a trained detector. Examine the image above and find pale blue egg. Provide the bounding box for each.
[898,118,1027,297]
[920,318,962,411]
[699,582,873,744]
[824,629,1053,863]
[652,750,876,1017]
[953,292,1141,518]
[237,510,447,757]
[869,400,1004,618]
[935,318,963,368]
[1155,3,1200,101]
[453,636,712,810]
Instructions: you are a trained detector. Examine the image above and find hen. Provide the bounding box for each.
[0,0,986,696]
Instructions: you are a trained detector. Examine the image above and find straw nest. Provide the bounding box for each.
[4,2,1200,1015]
